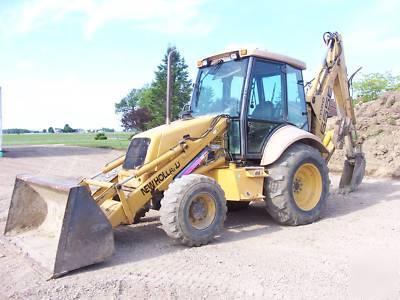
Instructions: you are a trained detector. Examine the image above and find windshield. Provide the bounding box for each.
[191,58,249,117]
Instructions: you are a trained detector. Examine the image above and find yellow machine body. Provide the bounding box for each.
[91,116,265,228]
[205,164,266,201]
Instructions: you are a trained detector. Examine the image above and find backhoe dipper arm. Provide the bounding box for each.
[306,32,361,157]
[306,32,365,192]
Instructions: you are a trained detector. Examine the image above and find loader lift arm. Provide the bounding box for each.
[306,32,365,192]
[81,115,229,227]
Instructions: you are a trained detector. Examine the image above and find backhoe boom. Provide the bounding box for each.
[306,32,365,191]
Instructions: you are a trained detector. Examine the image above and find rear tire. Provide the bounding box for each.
[264,143,329,225]
[160,174,227,246]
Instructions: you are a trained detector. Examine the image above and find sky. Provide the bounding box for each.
[1,0,399,131]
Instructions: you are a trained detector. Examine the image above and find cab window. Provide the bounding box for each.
[248,61,285,122]
[286,65,308,129]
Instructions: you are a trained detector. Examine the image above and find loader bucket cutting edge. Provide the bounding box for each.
[4,175,114,279]
[339,153,366,193]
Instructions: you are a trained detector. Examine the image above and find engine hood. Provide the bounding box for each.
[133,115,220,163]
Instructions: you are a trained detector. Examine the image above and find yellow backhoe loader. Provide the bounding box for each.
[4,32,365,278]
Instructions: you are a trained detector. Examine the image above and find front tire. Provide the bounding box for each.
[160,174,227,246]
[264,143,329,225]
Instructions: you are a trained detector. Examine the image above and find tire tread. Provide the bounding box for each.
[264,143,329,226]
[160,174,227,246]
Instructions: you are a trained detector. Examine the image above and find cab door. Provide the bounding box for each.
[244,58,287,158]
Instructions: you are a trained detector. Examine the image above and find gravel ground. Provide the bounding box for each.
[0,146,400,299]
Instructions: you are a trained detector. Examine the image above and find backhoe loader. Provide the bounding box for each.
[4,32,365,278]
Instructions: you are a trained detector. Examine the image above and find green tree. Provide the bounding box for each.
[48,127,55,133]
[63,124,74,133]
[139,46,192,129]
[115,88,149,131]
[4,128,30,134]
[354,72,400,102]
[115,88,147,114]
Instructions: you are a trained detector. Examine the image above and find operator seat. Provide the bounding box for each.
[251,101,274,120]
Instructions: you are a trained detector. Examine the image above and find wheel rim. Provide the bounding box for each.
[292,163,322,211]
[188,193,216,230]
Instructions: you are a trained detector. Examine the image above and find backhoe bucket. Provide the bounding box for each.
[339,153,366,193]
[4,175,114,279]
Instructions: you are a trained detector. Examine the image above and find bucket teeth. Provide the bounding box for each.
[339,153,366,193]
[4,175,114,279]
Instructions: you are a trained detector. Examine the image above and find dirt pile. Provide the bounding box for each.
[329,91,400,178]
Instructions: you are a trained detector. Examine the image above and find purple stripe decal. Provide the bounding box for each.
[176,148,209,178]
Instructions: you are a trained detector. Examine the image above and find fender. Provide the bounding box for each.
[260,125,328,166]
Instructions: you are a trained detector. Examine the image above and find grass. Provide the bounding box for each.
[3,132,132,150]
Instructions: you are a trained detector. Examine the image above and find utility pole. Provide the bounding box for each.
[166,49,176,125]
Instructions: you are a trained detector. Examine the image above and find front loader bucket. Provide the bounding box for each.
[4,175,114,279]
[339,153,366,193]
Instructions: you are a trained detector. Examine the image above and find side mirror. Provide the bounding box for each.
[180,104,193,119]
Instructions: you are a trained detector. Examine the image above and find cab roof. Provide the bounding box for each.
[198,49,306,70]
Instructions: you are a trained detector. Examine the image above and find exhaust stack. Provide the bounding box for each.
[166,49,176,125]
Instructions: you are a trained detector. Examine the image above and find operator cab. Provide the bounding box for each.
[190,49,308,160]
